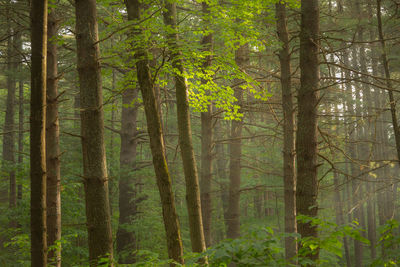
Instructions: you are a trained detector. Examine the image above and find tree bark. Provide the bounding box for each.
[3,0,16,209]
[377,0,400,165]
[377,0,397,225]
[332,103,351,266]
[17,31,24,203]
[226,43,248,239]
[353,67,365,267]
[296,0,320,262]
[215,120,230,234]
[342,47,364,266]
[116,87,140,263]
[125,1,184,265]
[358,21,377,260]
[162,1,207,256]
[275,2,297,261]
[30,0,48,265]
[46,9,61,267]
[74,0,113,265]
[200,1,213,248]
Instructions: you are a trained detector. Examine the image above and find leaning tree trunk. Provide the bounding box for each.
[125,0,184,265]
[116,87,140,264]
[30,0,48,266]
[296,0,320,262]
[46,9,61,267]
[74,0,113,265]
[200,1,213,248]
[275,2,297,261]
[162,1,207,257]
[226,43,248,239]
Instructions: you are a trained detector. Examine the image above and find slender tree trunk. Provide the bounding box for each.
[215,120,230,233]
[3,0,16,209]
[275,2,297,261]
[17,30,24,203]
[116,87,139,263]
[254,190,263,218]
[358,23,377,260]
[125,1,184,265]
[200,1,213,248]
[30,0,48,265]
[74,0,113,265]
[374,87,389,256]
[333,169,351,266]
[332,102,351,267]
[377,0,400,164]
[354,83,365,267]
[377,0,397,226]
[343,47,364,266]
[368,1,383,256]
[162,1,207,256]
[17,85,23,202]
[226,43,248,239]
[296,0,320,262]
[200,108,213,247]
[351,37,367,265]
[46,9,61,267]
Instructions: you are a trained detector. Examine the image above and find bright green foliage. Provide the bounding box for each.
[372,220,400,267]
[2,0,400,266]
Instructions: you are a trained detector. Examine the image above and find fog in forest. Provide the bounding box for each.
[1,0,400,266]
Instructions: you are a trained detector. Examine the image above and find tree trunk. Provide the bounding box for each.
[215,120,230,234]
[30,0,48,265]
[377,0,400,165]
[226,43,248,239]
[17,30,24,203]
[351,40,366,266]
[332,103,351,266]
[368,1,382,256]
[275,2,297,261]
[200,1,213,248]
[116,87,140,263]
[296,0,320,262]
[377,0,397,226]
[353,83,365,267]
[374,86,390,256]
[46,9,61,267]
[162,1,207,256]
[358,22,377,260]
[125,1,184,265]
[3,0,16,209]
[342,47,364,266]
[74,0,113,265]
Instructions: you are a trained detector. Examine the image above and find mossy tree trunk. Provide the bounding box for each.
[162,0,207,257]
[125,1,184,265]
